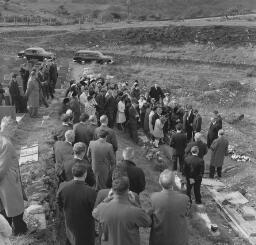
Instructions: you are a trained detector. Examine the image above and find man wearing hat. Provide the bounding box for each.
[209,129,229,179]
[128,98,140,144]
[8,73,21,113]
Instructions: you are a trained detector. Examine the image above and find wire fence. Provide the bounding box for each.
[0,15,123,26]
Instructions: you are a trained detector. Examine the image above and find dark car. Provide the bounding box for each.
[73,50,113,64]
[18,47,55,61]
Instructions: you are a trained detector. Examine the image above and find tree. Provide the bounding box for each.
[126,0,131,20]
[3,0,10,10]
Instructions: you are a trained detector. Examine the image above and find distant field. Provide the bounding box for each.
[0,0,256,21]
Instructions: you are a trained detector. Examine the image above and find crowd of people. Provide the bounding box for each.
[0,63,230,245]
[51,77,229,244]
[0,58,58,117]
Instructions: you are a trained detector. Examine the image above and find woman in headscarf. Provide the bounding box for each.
[25,69,40,118]
[153,116,166,147]
[0,117,27,236]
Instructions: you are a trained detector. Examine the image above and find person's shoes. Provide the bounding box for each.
[196,201,203,205]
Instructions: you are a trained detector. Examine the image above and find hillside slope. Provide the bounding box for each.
[1,0,256,20]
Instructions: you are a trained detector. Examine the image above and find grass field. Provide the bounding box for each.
[1,0,256,21]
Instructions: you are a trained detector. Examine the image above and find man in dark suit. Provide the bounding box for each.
[49,59,58,94]
[8,73,22,113]
[104,89,117,128]
[20,65,29,93]
[207,115,221,148]
[185,132,208,159]
[183,104,194,142]
[70,91,81,124]
[149,83,164,102]
[95,88,106,124]
[94,115,118,152]
[120,147,146,195]
[54,130,74,183]
[170,123,187,172]
[183,146,205,204]
[213,110,222,130]
[57,162,96,245]
[149,169,190,245]
[52,114,72,141]
[128,99,140,144]
[73,113,93,146]
[88,130,116,190]
[192,109,202,137]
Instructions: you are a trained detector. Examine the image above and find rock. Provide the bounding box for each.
[24,204,46,230]
[242,206,256,221]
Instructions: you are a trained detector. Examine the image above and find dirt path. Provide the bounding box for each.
[11,93,66,245]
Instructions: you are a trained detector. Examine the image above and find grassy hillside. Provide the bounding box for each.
[0,0,256,21]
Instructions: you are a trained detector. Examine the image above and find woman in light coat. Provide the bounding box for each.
[153,116,166,147]
[0,117,27,235]
[116,95,126,130]
[25,69,40,117]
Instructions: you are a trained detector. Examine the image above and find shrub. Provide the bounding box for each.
[56,5,70,16]
[246,68,256,77]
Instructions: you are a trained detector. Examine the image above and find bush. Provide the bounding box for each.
[56,5,70,16]
[138,15,147,21]
[91,9,101,19]
[246,68,256,77]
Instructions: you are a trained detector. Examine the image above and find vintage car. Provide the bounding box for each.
[73,50,113,64]
[18,47,55,61]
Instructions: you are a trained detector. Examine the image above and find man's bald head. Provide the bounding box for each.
[100,115,108,125]
[122,147,135,160]
[159,169,175,190]
[194,132,202,141]
[218,129,224,136]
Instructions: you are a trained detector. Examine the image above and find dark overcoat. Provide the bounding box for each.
[57,180,96,245]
